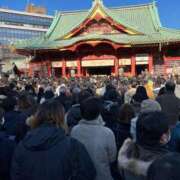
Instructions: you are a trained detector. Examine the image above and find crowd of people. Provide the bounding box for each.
[0,73,180,180]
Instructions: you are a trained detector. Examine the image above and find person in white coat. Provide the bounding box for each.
[71,97,117,180]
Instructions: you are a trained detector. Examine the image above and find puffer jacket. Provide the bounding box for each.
[11,123,96,180]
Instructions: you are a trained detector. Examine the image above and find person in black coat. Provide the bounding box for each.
[11,99,96,180]
[147,153,180,180]
[0,131,16,180]
[0,108,16,180]
[156,81,180,126]
[115,104,135,150]
[2,96,22,138]
[66,90,92,131]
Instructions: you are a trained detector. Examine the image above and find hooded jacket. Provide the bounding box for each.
[118,139,168,180]
[11,123,96,180]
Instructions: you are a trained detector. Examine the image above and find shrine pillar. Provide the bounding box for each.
[47,62,52,77]
[163,54,167,75]
[131,55,136,76]
[77,59,81,77]
[114,58,119,76]
[62,60,66,77]
[29,63,33,77]
[148,54,153,74]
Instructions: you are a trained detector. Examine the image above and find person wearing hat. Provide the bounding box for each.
[118,112,170,180]
[131,99,162,142]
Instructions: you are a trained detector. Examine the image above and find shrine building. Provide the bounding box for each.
[14,0,180,77]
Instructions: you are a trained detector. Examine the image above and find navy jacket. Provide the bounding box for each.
[0,131,16,180]
[3,111,23,136]
[66,104,81,130]
[168,122,180,152]
[11,124,96,180]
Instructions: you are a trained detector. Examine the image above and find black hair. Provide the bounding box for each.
[78,90,92,104]
[44,90,54,100]
[136,111,169,147]
[105,84,115,92]
[133,86,148,103]
[158,87,166,96]
[103,89,120,102]
[80,97,102,121]
[148,153,180,180]
[9,82,16,90]
[2,96,17,112]
[165,81,176,93]
[119,104,135,124]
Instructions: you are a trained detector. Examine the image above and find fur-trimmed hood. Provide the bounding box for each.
[118,139,152,177]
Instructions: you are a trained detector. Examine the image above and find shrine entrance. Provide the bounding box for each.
[86,66,112,75]
[53,68,62,77]
[136,65,148,75]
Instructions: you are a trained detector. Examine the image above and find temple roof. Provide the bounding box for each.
[15,1,180,51]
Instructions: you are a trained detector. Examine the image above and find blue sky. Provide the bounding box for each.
[0,0,180,29]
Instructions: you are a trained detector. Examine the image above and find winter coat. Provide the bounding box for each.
[118,139,169,180]
[55,95,72,112]
[0,131,16,180]
[110,122,131,151]
[101,100,120,124]
[102,100,131,151]
[71,116,117,180]
[105,121,131,180]
[156,92,180,125]
[3,111,23,137]
[168,122,180,152]
[175,84,180,98]
[11,123,96,180]
[66,104,81,130]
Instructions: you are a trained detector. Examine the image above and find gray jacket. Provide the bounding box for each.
[71,116,117,180]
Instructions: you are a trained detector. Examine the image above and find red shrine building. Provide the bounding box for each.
[15,0,180,77]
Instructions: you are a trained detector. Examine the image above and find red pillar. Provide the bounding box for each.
[114,58,119,76]
[29,63,33,77]
[163,54,167,75]
[47,62,52,77]
[77,59,81,77]
[148,54,153,74]
[62,60,66,77]
[131,55,136,76]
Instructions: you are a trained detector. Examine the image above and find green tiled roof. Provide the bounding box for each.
[15,1,180,50]
[45,2,162,41]
[15,29,180,50]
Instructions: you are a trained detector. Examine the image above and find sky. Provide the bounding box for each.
[0,0,180,29]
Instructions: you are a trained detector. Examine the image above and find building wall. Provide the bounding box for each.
[26,4,47,14]
[29,46,155,77]
[0,8,53,72]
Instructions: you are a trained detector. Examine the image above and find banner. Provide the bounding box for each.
[136,54,149,65]
[52,61,62,68]
[66,61,77,67]
[119,58,131,65]
[82,59,114,67]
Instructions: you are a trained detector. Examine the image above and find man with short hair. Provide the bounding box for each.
[71,97,117,180]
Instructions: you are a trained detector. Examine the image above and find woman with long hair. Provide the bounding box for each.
[11,100,96,180]
[131,86,149,114]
